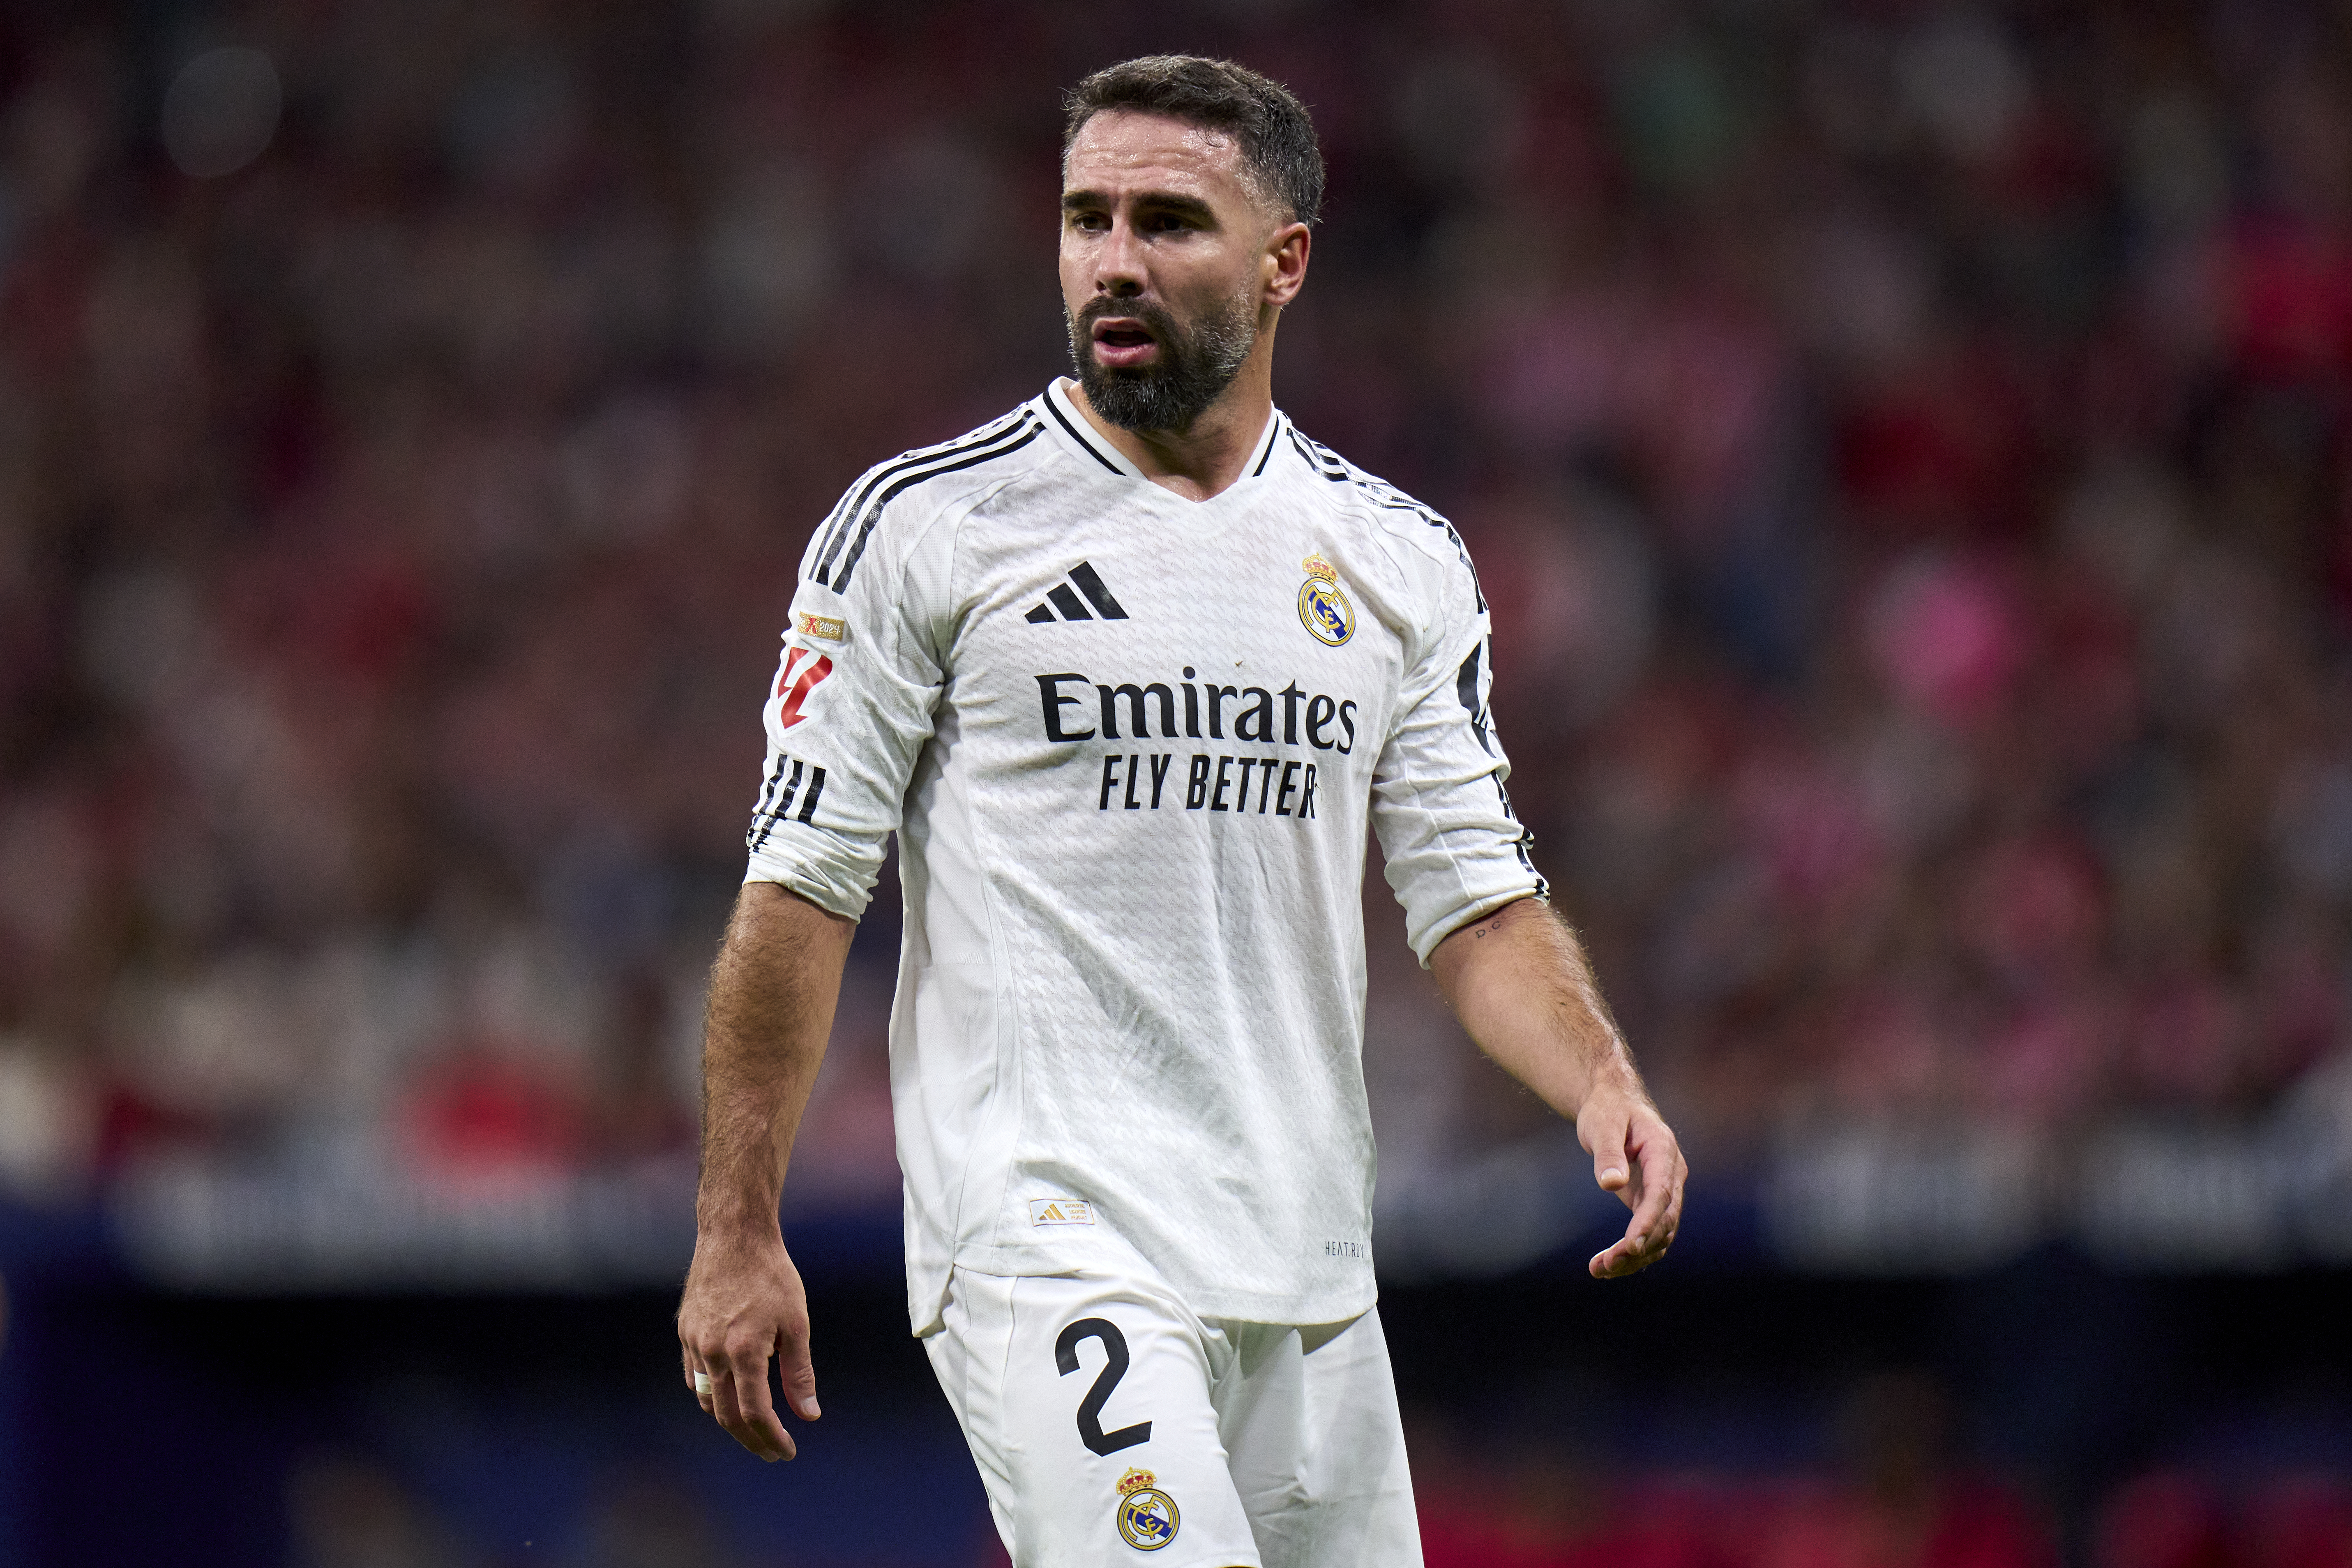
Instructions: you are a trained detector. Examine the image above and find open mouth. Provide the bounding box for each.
[1091,318,1161,369]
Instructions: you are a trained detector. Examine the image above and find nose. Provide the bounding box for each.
[1094,214,1146,298]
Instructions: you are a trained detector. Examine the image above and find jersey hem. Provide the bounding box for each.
[936,1242,1378,1330]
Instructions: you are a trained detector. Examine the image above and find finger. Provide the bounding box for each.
[1589,1226,1664,1277]
[1657,1151,1688,1241]
[703,1356,738,1427]
[722,1337,793,1462]
[1591,1146,1686,1278]
[1585,1114,1631,1197]
[1620,1134,1676,1250]
[777,1324,822,1423]
[1589,1213,1656,1277]
[706,1358,788,1462]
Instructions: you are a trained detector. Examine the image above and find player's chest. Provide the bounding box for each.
[944,507,1399,733]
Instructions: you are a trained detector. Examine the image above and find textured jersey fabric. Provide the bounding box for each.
[744,378,1544,1332]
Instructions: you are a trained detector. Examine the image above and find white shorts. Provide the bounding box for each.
[922,1265,1422,1568]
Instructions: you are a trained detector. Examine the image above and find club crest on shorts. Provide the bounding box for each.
[1297,553,1352,647]
[1114,1467,1180,1551]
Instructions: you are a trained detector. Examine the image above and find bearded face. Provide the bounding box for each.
[1065,286,1259,435]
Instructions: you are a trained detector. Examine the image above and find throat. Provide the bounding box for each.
[1065,378,1275,504]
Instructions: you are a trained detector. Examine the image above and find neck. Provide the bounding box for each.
[1069,339,1278,503]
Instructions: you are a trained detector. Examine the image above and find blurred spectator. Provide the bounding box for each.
[2098,1473,2236,1568]
[583,1468,738,1568]
[288,1453,469,1568]
[0,0,2343,1274]
[2245,1479,2352,1568]
[1758,1373,2057,1568]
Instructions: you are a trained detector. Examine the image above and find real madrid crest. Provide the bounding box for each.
[1114,1467,1180,1552]
[1298,553,1352,647]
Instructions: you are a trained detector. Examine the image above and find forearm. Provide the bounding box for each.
[1432,895,1683,1276]
[1429,897,1642,1118]
[695,881,857,1235]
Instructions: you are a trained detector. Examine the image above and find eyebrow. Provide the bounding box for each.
[1061,189,1219,224]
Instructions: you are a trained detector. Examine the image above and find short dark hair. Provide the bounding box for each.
[1063,55,1324,226]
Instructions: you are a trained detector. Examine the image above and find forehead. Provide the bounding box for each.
[1063,110,1254,206]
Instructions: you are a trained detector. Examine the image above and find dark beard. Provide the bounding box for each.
[1066,292,1258,434]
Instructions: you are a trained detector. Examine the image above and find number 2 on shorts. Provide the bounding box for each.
[1053,1317,1153,1456]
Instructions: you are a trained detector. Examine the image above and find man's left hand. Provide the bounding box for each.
[1577,1084,1686,1278]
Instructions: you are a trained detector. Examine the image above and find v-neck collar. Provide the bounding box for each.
[1041,379,1285,501]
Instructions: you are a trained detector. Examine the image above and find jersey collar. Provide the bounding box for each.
[1042,379,1286,493]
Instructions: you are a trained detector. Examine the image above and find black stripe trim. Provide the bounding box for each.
[1025,603,1056,624]
[1044,394,1124,474]
[830,423,1043,593]
[1247,411,1284,477]
[815,409,1029,577]
[818,414,1035,583]
[795,766,826,824]
[807,498,856,583]
[812,413,1034,583]
[754,760,804,849]
[1286,427,1483,607]
[1047,583,1091,620]
[1067,561,1127,618]
[752,751,789,817]
[1457,641,1493,755]
[1289,427,1349,481]
[745,752,791,848]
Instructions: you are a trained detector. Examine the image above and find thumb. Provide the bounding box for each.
[777,1327,821,1422]
[1582,1107,1630,1195]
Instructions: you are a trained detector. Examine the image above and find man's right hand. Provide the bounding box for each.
[677,1228,821,1461]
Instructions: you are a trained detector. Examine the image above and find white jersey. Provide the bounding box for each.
[744,379,1543,1332]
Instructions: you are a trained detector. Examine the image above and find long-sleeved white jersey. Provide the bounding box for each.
[744,379,1544,1333]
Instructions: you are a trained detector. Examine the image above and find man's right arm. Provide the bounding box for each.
[676,880,856,1462]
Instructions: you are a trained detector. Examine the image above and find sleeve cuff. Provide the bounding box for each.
[742,839,875,922]
[1408,882,1545,968]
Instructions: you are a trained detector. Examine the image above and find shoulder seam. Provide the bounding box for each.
[1286,426,1484,610]
[809,411,1045,590]
[933,465,1037,655]
[809,407,1031,579]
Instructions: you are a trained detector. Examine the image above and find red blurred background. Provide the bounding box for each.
[0,1,2348,1564]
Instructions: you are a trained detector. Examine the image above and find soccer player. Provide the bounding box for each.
[678,54,1685,1567]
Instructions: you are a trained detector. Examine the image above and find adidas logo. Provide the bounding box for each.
[1025,561,1128,623]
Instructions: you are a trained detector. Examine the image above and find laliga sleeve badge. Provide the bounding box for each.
[1297,553,1352,646]
[1114,1468,1179,1552]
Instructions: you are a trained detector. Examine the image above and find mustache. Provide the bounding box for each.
[1075,297,1180,340]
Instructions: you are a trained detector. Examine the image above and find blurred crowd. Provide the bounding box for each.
[0,0,2349,1213]
[261,1371,2352,1568]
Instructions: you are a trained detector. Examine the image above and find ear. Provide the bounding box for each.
[1262,220,1310,309]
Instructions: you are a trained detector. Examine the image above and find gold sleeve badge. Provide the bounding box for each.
[1297,553,1352,647]
[1114,1467,1180,1551]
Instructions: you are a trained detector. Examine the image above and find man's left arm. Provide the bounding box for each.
[1365,525,1683,1276]
[1429,897,1686,1278]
